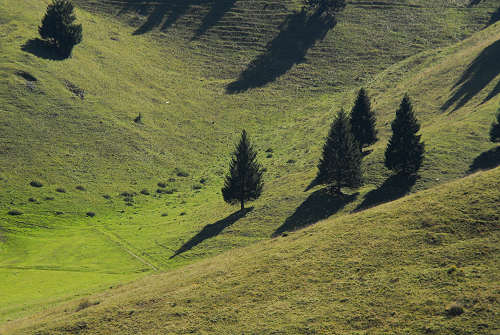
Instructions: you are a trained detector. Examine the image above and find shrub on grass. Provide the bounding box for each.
[168,178,176,182]
[174,168,189,177]
[199,177,207,184]
[445,302,464,317]
[7,210,23,216]
[39,0,83,57]
[56,187,66,193]
[44,196,54,201]
[102,194,111,200]
[140,189,150,195]
[157,182,166,188]
[28,197,37,202]
[75,185,85,191]
[161,213,168,217]
[192,184,202,190]
[157,188,176,195]
[86,212,95,217]
[30,181,43,188]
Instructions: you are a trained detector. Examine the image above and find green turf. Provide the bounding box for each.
[0,0,499,324]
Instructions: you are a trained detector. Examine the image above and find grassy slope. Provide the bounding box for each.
[0,0,499,322]
[3,167,499,335]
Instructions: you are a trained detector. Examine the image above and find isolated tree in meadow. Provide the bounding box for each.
[304,0,346,15]
[39,0,82,56]
[222,130,264,211]
[350,88,377,150]
[490,109,500,143]
[316,109,362,195]
[385,94,425,175]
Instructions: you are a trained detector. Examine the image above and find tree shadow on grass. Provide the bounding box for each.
[273,189,357,237]
[441,39,500,112]
[468,146,500,173]
[170,207,254,258]
[192,0,237,40]
[226,9,337,93]
[354,174,417,212]
[21,39,67,61]
[489,6,500,25]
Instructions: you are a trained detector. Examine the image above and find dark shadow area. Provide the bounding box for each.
[21,39,67,61]
[468,146,500,173]
[441,39,500,112]
[467,0,482,7]
[226,9,337,93]
[489,6,500,25]
[192,0,237,40]
[273,189,357,237]
[354,174,417,212]
[170,207,253,258]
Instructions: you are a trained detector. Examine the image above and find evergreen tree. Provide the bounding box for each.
[385,94,425,175]
[222,130,264,210]
[350,88,377,150]
[490,109,500,143]
[39,0,82,56]
[316,109,362,195]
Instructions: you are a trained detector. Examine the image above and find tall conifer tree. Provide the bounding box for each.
[222,130,264,210]
[350,88,377,150]
[385,94,425,175]
[316,109,362,195]
[490,109,500,143]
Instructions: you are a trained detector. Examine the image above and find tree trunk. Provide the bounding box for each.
[240,199,245,211]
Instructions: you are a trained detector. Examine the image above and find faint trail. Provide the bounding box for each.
[92,227,159,271]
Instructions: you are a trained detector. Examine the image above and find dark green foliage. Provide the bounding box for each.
[56,187,66,193]
[157,182,166,188]
[38,0,82,56]
[86,211,95,217]
[76,185,85,191]
[7,210,23,216]
[316,109,362,194]
[350,88,377,149]
[222,130,264,210]
[174,168,189,177]
[140,189,150,195]
[304,0,346,15]
[385,94,425,175]
[490,110,500,142]
[30,181,43,188]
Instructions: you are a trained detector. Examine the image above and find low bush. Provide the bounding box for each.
[157,182,166,188]
[7,210,23,216]
[56,188,66,193]
[174,168,189,177]
[76,185,85,191]
[192,184,202,190]
[86,212,95,217]
[28,197,37,202]
[102,194,111,200]
[199,177,207,184]
[140,189,150,195]
[44,196,54,201]
[30,181,43,188]
[445,302,464,317]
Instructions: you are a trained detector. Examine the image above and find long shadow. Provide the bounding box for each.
[273,189,357,237]
[441,39,500,112]
[489,7,500,25]
[354,174,417,212]
[226,9,337,93]
[21,39,67,61]
[170,207,253,258]
[192,0,237,40]
[468,146,500,173]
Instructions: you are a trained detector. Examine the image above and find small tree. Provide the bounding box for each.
[490,109,500,143]
[385,94,425,175]
[350,88,377,150]
[39,0,82,56]
[304,0,346,15]
[222,130,264,210]
[316,109,362,195]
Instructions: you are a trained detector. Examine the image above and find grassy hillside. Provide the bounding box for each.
[3,167,499,334]
[0,0,499,323]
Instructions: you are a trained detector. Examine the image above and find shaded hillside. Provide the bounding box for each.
[4,167,499,334]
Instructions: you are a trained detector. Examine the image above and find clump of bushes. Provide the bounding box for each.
[56,187,66,193]
[199,177,207,184]
[75,185,85,191]
[174,168,189,177]
[445,302,464,317]
[45,196,55,201]
[156,188,177,195]
[192,184,202,190]
[161,213,168,217]
[7,210,23,216]
[86,212,95,217]
[30,181,43,188]
[140,189,150,195]
[157,182,166,188]
[28,197,37,203]
[102,194,111,200]
[168,178,176,182]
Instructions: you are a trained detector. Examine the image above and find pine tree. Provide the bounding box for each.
[39,0,82,56]
[222,130,264,210]
[490,109,500,143]
[350,88,377,150]
[385,94,425,175]
[316,109,362,195]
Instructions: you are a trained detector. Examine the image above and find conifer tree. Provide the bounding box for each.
[385,94,425,175]
[222,130,264,210]
[350,88,377,150]
[316,109,362,195]
[39,0,82,56]
[490,109,500,143]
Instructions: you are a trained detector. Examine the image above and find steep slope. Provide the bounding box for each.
[3,167,499,334]
[0,0,499,323]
